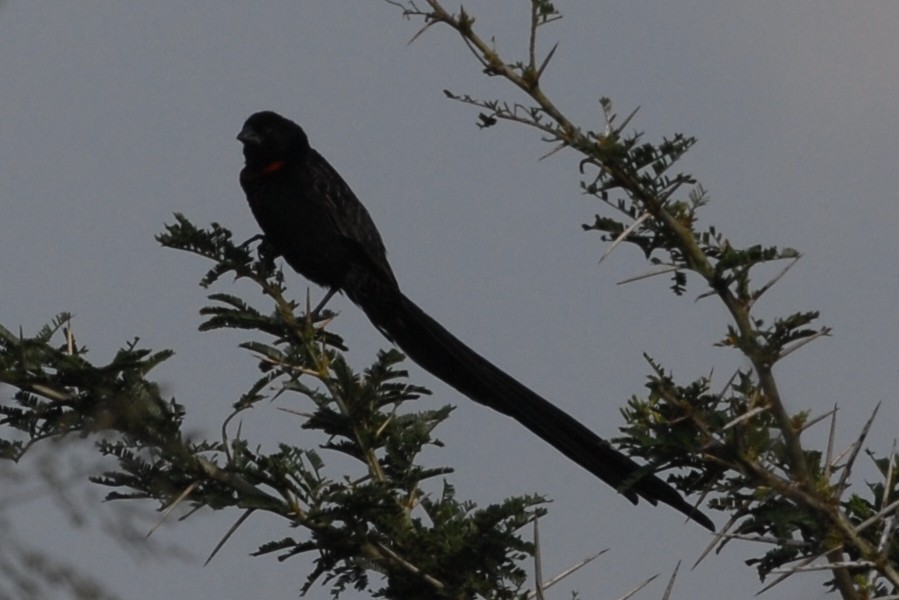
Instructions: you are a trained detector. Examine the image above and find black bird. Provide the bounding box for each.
[237,111,713,530]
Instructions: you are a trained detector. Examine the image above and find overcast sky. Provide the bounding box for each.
[2,2,899,599]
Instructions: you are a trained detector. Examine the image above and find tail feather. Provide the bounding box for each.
[351,285,713,531]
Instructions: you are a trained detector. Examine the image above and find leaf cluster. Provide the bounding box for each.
[1,215,548,599]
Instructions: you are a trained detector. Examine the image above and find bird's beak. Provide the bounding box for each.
[237,126,260,145]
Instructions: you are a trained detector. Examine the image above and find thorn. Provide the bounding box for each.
[754,552,821,594]
[617,105,641,133]
[856,497,899,534]
[537,141,567,161]
[532,517,544,600]
[721,405,770,431]
[661,561,681,600]
[617,572,661,600]
[408,19,438,45]
[796,405,838,435]
[749,255,801,306]
[527,549,608,598]
[693,504,745,570]
[617,265,680,286]
[535,42,559,80]
[824,404,838,480]
[777,327,831,360]
[600,212,651,264]
[148,481,199,538]
[205,509,255,566]
[836,401,880,493]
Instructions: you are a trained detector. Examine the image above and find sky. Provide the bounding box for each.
[2,2,899,599]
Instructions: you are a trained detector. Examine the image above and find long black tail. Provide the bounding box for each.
[350,284,713,531]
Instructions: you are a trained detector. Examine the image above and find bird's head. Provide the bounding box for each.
[237,111,309,167]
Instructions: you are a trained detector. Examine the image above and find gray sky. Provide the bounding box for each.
[2,2,898,599]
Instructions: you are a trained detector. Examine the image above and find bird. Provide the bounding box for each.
[236,110,713,530]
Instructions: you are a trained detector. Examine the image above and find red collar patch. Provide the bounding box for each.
[241,160,289,185]
[262,160,287,174]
